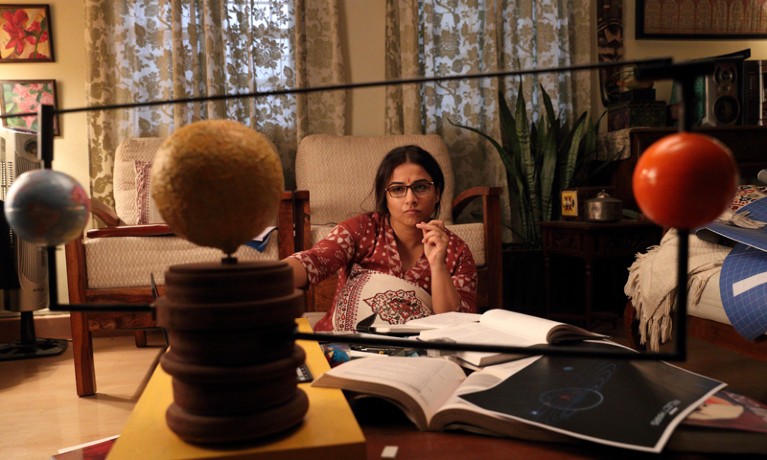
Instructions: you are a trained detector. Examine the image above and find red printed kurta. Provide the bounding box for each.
[290,212,477,331]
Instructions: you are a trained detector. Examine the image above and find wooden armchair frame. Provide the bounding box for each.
[64,191,306,396]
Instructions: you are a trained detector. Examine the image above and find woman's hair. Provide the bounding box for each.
[373,145,445,218]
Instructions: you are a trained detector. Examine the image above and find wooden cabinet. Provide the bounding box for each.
[540,219,661,327]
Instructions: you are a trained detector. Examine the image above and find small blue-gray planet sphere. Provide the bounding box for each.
[4,169,90,247]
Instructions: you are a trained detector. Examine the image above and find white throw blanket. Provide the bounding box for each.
[624,229,731,351]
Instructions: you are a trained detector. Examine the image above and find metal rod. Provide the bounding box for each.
[294,332,684,361]
[0,58,672,121]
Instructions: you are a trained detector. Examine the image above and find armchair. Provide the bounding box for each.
[64,137,303,396]
[293,134,502,315]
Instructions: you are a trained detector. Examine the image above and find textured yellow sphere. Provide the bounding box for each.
[150,120,284,255]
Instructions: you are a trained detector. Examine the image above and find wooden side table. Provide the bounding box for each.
[540,219,661,328]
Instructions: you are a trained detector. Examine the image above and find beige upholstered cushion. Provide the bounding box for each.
[84,235,279,289]
[447,223,485,267]
[295,134,455,226]
[93,135,284,290]
[113,137,166,225]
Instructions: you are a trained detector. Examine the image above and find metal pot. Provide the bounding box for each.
[585,190,623,222]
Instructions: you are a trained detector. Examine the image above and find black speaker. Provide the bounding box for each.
[701,60,742,126]
[744,59,767,126]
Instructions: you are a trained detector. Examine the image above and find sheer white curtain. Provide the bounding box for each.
[385,0,593,239]
[84,0,345,205]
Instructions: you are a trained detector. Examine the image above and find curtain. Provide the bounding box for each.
[84,0,345,206]
[385,0,593,240]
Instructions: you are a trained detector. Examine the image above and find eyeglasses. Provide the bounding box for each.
[386,180,435,198]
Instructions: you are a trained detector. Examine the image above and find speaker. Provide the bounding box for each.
[701,60,742,126]
[744,60,767,126]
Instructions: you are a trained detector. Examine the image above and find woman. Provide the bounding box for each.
[285,145,477,331]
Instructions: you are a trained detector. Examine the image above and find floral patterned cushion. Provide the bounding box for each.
[730,185,767,211]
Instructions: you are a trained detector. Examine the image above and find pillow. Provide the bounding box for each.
[134,160,165,224]
[113,137,166,225]
[330,264,432,331]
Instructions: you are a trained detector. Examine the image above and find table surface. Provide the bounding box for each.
[110,320,765,460]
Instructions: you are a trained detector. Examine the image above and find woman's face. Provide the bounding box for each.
[385,162,440,229]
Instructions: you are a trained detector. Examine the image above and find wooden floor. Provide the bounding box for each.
[0,328,167,460]
[0,317,765,459]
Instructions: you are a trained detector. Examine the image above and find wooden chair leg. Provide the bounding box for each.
[133,330,148,348]
[70,312,97,397]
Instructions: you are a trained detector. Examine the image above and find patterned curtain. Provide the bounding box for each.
[385,0,593,241]
[84,0,345,206]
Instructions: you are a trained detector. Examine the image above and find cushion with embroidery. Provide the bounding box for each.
[331,264,433,332]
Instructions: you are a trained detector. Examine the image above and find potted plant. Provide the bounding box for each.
[452,81,610,248]
[452,82,614,315]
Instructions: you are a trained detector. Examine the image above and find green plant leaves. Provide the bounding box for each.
[451,82,607,247]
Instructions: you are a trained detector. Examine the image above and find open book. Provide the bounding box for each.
[312,344,726,453]
[416,309,608,366]
[312,355,564,442]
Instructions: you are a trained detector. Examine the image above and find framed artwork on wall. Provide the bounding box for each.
[0,4,54,62]
[637,0,767,39]
[0,79,59,135]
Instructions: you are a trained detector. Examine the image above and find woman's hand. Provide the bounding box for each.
[416,219,449,267]
[416,219,460,313]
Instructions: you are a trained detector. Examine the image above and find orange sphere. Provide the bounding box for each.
[633,132,738,230]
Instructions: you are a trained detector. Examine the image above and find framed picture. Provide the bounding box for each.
[0,79,59,135]
[0,4,54,62]
[637,0,767,39]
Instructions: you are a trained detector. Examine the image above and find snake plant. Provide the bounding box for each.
[453,82,606,248]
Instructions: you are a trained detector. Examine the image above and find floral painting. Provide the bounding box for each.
[0,4,54,62]
[0,79,59,135]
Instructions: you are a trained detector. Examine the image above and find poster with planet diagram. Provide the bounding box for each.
[460,342,724,453]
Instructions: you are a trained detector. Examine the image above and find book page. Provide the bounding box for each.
[372,312,482,334]
[417,311,545,366]
[475,309,604,344]
[417,310,608,366]
[430,356,570,442]
[418,322,538,346]
[479,309,568,342]
[312,356,466,429]
[405,312,482,328]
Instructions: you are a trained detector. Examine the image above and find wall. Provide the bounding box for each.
[1,1,89,304]
[623,6,767,102]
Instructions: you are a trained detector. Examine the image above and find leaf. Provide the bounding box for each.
[562,112,589,189]
[450,82,610,248]
[539,127,558,222]
[514,81,538,227]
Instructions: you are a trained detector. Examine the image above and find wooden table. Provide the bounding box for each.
[541,219,662,327]
[107,320,366,459]
[355,395,765,459]
[107,317,766,459]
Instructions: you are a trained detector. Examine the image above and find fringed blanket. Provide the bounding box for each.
[624,229,731,351]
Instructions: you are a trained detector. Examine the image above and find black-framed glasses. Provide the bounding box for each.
[386,180,435,198]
